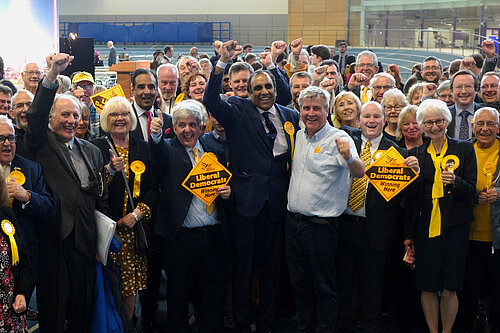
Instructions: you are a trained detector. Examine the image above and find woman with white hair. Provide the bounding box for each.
[404,99,477,333]
[91,96,156,319]
[381,88,409,142]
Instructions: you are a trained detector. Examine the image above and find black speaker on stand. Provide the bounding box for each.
[59,37,95,79]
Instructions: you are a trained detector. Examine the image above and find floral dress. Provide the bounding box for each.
[108,146,148,297]
[0,233,26,332]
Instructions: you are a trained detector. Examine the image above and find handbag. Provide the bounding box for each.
[105,138,153,254]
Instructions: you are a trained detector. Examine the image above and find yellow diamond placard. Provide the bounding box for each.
[90,85,125,114]
[365,146,419,201]
[182,152,232,205]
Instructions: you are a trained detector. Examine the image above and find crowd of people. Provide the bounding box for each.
[0,35,499,333]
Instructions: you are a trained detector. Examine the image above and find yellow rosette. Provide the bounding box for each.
[8,170,26,207]
[1,220,19,266]
[130,160,145,198]
[284,121,295,159]
[483,162,496,185]
[441,155,460,172]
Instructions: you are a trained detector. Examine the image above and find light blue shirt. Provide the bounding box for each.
[287,124,359,218]
[182,141,220,228]
[453,103,475,139]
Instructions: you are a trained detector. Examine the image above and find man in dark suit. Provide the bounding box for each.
[130,68,174,142]
[337,101,420,333]
[0,115,55,278]
[203,40,300,333]
[150,100,230,333]
[9,89,33,158]
[333,41,356,80]
[25,53,109,333]
[447,70,483,140]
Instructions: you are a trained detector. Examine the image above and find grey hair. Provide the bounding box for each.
[172,100,207,127]
[416,99,452,127]
[381,88,408,107]
[473,107,499,123]
[481,71,500,83]
[437,80,452,95]
[228,62,254,80]
[369,73,396,89]
[395,105,418,141]
[0,114,15,133]
[290,71,313,86]
[176,56,201,72]
[356,50,378,67]
[11,89,34,105]
[298,86,330,110]
[199,58,212,68]
[157,63,179,79]
[56,75,72,93]
[50,94,82,117]
[100,96,137,133]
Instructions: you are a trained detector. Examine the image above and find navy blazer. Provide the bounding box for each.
[342,126,408,252]
[405,137,477,239]
[10,154,56,278]
[203,68,300,221]
[447,102,483,139]
[150,135,228,240]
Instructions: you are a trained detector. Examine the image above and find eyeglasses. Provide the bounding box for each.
[12,102,31,110]
[24,70,42,76]
[454,85,475,91]
[373,85,393,92]
[357,63,375,68]
[480,83,499,90]
[74,84,94,91]
[423,119,445,128]
[109,112,131,118]
[474,121,498,129]
[384,104,403,111]
[0,135,16,144]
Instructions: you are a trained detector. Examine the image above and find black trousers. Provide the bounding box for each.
[336,215,386,333]
[139,235,163,326]
[285,212,340,333]
[455,240,500,332]
[230,203,282,333]
[37,232,96,333]
[162,225,227,333]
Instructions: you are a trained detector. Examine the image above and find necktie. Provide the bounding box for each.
[348,140,372,212]
[361,87,369,103]
[145,110,152,139]
[339,55,344,74]
[458,110,469,140]
[192,148,215,215]
[262,111,277,148]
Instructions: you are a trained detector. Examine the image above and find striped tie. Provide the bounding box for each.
[348,141,372,212]
[192,148,215,215]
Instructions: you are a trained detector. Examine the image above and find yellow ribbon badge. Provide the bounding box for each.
[284,121,295,159]
[130,160,145,198]
[440,155,460,172]
[1,220,19,266]
[7,170,26,207]
[483,162,496,185]
[175,93,185,105]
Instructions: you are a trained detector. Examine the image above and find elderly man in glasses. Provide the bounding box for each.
[9,89,33,158]
[21,63,43,95]
[70,71,101,139]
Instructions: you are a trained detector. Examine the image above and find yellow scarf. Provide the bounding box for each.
[427,139,448,238]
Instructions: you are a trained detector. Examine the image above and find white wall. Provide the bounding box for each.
[59,0,288,15]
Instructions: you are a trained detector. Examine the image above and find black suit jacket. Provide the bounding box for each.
[150,136,227,240]
[92,135,159,223]
[10,154,56,276]
[26,82,108,258]
[203,67,300,221]
[130,105,174,142]
[447,102,483,139]
[405,137,477,239]
[342,126,408,252]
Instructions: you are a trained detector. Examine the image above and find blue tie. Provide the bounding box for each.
[262,111,277,147]
[459,110,469,140]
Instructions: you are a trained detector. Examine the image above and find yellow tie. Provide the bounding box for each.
[192,148,215,215]
[348,140,372,212]
[360,86,369,103]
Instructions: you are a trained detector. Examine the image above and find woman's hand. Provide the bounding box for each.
[117,208,143,229]
[441,165,456,185]
[13,294,26,313]
[403,156,420,174]
[108,149,125,172]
